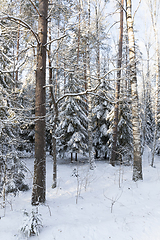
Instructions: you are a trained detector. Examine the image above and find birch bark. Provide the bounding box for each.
[126,0,142,181]
[87,0,96,170]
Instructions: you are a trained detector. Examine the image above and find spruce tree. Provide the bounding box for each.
[92,80,112,160]
[56,74,88,160]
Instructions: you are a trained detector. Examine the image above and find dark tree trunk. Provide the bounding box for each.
[75,153,78,162]
[71,153,73,163]
[32,0,48,205]
[110,0,124,166]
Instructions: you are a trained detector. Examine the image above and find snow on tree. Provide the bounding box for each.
[56,74,88,159]
[92,80,112,160]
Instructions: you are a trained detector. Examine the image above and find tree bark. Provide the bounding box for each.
[87,0,96,170]
[149,0,160,167]
[110,0,124,166]
[48,21,57,189]
[32,0,48,205]
[126,0,142,181]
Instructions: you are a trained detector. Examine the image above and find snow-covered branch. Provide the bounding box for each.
[44,67,121,105]
[0,14,39,44]
[44,34,66,47]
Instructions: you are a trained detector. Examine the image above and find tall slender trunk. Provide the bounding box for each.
[126,0,142,181]
[110,0,124,166]
[48,20,57,188]
[55,1,60,99]
[149,1,160,167]
[32,0,48,205]
[15,21,20,86]
[87,0,95,170]
[95,1,100,81]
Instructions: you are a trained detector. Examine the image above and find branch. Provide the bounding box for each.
[45,68,121,104]
[0,50,14,64]
[106,21,119,36]
[115,0,126,13]
[44,34,66,47]
[133,0,142,22]
[47,3,55,20]
[28,0,41,17]
[0,14,39,44]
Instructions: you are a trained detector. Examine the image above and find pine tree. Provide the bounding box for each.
[32,0,48,205]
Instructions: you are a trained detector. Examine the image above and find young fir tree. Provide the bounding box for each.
[114,28,133,165]
[92,80,112,160]
[56,73,88,160]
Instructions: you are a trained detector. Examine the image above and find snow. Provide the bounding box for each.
[1,147,160,240]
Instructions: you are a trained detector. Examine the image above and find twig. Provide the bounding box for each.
[44,35,66,47]
[133,0,142,22]
[28,0,41,17]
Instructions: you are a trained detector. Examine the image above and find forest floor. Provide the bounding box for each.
[1,146,160,240]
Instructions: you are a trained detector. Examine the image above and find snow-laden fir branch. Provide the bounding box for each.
[91,92,131,105]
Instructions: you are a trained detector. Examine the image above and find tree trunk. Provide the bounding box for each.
[32,0,48,205]
[149,0,160,167]
[71,153,73,163]
[87,0,96,170]
[48,20,57,189]
[126,0,142,181]
[110,0,124,166]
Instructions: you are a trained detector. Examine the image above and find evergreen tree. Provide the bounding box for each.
[92,80,112,160]
[56,74,88,160]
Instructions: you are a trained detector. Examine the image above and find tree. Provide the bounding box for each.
[146,0,160,167]
[141,41,154,147]
[87,0,96,170]
[32,0,48,205]
[126,0,143,181]
[110,0,124,166]
[92,80,112,160]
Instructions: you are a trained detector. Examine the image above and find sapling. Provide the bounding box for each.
[21,207,43,238]
[72,167,80,204]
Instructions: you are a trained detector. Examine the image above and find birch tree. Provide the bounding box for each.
[87,0,96,170]
[126,0,143,181]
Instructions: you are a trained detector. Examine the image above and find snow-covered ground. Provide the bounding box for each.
[1,147,160,240]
